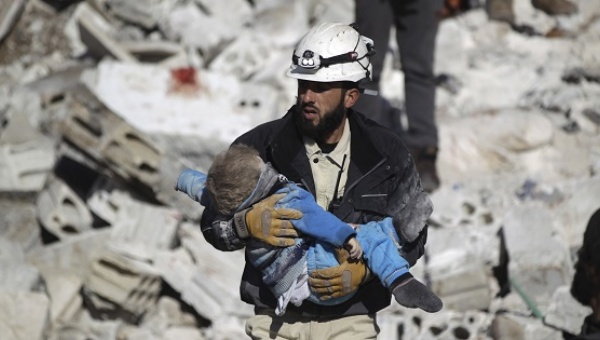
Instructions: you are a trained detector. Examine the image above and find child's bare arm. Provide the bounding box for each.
[344,237,363,259]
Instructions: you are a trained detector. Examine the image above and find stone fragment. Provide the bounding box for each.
[0,290,50,340]
[0,142,55,193]
[44,272,83,323]
[74,3,136,61]
[27,229,112,280]
[544,286,592,335]
[36,178,93,240]
[104,0,179,30]
[503,203,573,311]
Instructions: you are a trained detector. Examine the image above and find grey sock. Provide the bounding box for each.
[392,278,443,313]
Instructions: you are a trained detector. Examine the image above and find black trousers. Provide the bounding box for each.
[353,0,443,149]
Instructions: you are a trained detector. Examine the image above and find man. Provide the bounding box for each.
[570,208,600,339]
[200,22,433,339]
[352,0,444,193]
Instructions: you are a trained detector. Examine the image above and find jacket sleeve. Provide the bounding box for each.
[199,190,248,251]
[386,156,433,266]
[277,184,355,247]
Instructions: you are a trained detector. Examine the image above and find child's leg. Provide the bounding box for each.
[356,219,442,313]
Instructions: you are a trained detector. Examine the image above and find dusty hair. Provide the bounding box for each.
[206,144,263,215]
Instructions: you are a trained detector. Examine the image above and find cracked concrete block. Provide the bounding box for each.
[433,265,493,312]
[490,313,562,340]
[60,87,202,219]
[36,178,93,240]
[427,226,499,311]
[0,290,50,340]
[208,32,272,80]
[87,180,180,250]
[104,0,179,30]
[503,203,573,310]
[85,245,162,319]
[44,273,83,324]
[87,184,132,225]
[62,88,162,189]
[27,229,112,280]
[110,200,181,251]
[154,223,251,320]
[100,123,162,188]
[74,2,136,61]
[544,286,592,335]
[0,142,55,193]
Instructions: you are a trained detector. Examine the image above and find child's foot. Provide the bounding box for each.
[391,274,443,313]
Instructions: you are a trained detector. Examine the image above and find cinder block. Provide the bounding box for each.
[36,178,93,240]
[85,245,162,319]
[0,142,55,192]
[432,264,493,312]
[60,87,203,220]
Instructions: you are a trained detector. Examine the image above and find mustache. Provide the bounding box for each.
[300,103,318,111]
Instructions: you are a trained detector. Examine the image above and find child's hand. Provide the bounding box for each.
[344,238,363,259]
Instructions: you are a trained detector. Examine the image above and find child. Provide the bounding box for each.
[176,144,442,315]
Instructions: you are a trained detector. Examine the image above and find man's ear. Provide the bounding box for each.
[344,88,360,108]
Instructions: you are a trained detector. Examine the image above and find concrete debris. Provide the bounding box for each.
[0,0,599,339]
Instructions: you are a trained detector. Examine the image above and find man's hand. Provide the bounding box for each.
[308,248,367,300]
[236,193,302,247]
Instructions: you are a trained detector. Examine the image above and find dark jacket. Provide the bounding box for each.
[200,106,433,318]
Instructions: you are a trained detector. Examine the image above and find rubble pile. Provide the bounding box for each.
[0,0,599,339]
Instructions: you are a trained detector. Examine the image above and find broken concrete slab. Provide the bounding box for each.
[73,2,136,61]
[544,285,592,335]
[27,228,112,279]
[43,272,83,324]
[154,223,251,321]
[503,203,574,311]
[0,289,50,340]
[103,0,179,30]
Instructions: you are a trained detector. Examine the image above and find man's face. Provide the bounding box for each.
[293,80,347,141]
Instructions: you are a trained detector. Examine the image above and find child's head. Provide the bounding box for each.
[206,144,264,215]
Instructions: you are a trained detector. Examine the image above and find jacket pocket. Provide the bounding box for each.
[353,193,388,215]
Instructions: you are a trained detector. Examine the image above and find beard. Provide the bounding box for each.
[293,96,346,141]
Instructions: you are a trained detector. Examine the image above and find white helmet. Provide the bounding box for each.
[286,23,375,83]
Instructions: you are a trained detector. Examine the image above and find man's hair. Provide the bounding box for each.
[206,144,263,215]
[571,208,600,306]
